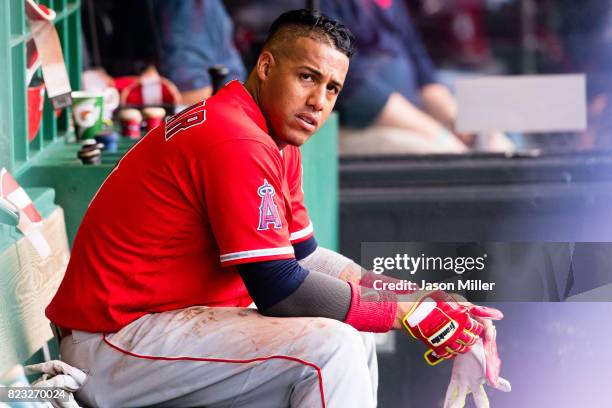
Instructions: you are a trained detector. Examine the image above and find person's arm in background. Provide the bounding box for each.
[391,1,469,145]
[399,3,516,150]
[420,83,458,131]
[418,84,480,146]
[320,0,455,141]
[395,1,456,128]
[153,0,246,104]
[365,1,465,149]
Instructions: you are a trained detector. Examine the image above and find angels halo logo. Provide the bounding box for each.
[257,179,282,230]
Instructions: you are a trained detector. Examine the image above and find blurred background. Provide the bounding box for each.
[2,1,612,407]
[79,0,612,153]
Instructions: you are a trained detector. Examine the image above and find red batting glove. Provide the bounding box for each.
[401,291,483,366]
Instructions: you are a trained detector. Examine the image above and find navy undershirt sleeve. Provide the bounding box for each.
[293,236,317,260]
[237,259,309,310]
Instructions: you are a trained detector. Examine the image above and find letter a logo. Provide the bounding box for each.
[257,179,282,230]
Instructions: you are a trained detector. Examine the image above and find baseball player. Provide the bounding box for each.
[46,9,501,407]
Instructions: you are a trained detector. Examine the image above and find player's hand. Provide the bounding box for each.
[398,290,495,365]
[443,337,511,408]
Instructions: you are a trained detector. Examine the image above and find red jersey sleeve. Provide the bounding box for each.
[202,140,294,266]
[285,146,314,244]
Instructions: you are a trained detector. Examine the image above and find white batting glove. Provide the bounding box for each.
[25,361,86,408]
[443,338,511,408]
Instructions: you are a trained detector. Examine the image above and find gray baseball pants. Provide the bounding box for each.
[60,306,378,407]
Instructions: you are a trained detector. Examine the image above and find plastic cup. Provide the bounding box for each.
[72,91,104,140]
[118,108,143,139]
[143,107,166,133]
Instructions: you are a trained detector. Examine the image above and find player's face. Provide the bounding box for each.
[258,37,349,148]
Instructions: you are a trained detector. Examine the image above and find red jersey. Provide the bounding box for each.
[46,81,314,332]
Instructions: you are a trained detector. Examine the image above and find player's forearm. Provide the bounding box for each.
[263,272,418,332]
[260,270,352,321]
[299,246,422,292]
[240,260,398,332]
[241,256,420,332]
[298,246,362,283]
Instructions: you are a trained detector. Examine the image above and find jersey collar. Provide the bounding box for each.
[222,80,270,135]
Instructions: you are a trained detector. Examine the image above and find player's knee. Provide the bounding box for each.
[301,318,365,361]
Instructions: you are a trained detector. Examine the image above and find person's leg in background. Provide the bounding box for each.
[339,125,465,155]
[336,67,467,155]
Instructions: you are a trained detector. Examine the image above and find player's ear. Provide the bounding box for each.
[255,50,275,81]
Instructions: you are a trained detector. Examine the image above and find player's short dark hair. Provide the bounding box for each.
[264,9,355,58]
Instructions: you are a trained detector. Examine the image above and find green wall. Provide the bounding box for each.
[301,113,339,250]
